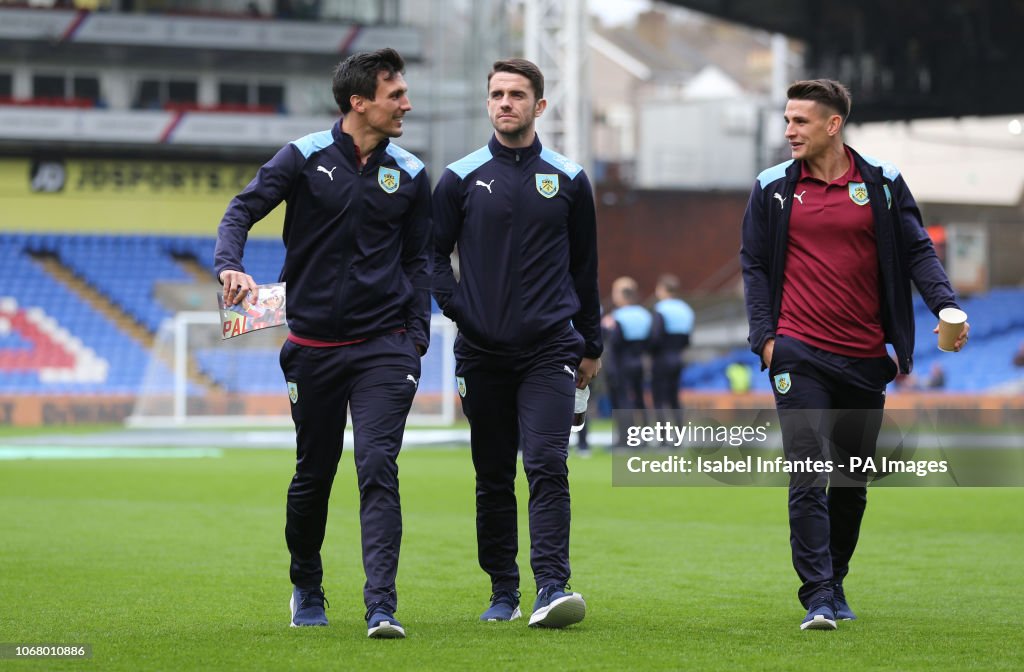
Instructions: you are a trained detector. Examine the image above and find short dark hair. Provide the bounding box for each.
[488,58,544,99]
[657,274,679,296]
[787,79,852,125]
[332,48,405,114]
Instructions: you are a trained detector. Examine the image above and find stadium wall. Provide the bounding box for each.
[592,188,1024,299]
[0,158,284,236]
[0,393,287,426]
[595,187,749,297]
[2,392,1022,427]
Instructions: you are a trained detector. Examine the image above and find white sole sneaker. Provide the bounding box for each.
[289,592,327,627]
[485,606,522,622]
[368,620,406,639]
[528,593,586,628]
[800,614,837,631]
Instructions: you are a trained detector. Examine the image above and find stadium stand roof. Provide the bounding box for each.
[664,0,1024,122]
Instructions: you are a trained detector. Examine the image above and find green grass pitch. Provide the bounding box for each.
[1,444,1021,670]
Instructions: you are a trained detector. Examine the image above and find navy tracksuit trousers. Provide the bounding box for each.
[651,353,683,410]
[455,325,585,593]
[768,334,897,607]
[279,331,420,609]
[650,355,685,438]
[614,344,647,410]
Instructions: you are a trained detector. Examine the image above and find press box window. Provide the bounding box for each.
[257,84,284,109]
[33,74,66,98]
[219,82,248,105]
[167,80,198,104]
[0,73,12,98]
[136,80,161,108]
[218,81,285,110]
[135,78,198,108]
[73,76,100,101]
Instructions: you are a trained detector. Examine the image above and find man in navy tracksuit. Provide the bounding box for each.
[606,276,651,413]
[603,276,650,447]
[741,79,969,631]
[215,48,430,639]
[649,274,694,412]
[432,58,602,628]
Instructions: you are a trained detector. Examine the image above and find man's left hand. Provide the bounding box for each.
[932,321,970,352]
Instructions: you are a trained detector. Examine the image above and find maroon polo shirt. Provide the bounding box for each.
[777,147,887,358]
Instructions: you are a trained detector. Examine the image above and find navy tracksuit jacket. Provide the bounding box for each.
[649,298,694,410]
[608,304,652,411]
[215,120,431,610]
[741,146,959,607]
[432,134,602,592]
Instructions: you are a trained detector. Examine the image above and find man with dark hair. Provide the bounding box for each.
[649,273,694,411]
[432,57,602,628]
[215,47,430,639]
[331,48,405,113]
[741,78,969,630]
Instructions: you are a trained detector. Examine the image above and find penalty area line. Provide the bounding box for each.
[0,447,224,461]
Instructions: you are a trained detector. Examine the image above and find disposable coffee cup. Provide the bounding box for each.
[937,307,967,352]
[571,385,590,433]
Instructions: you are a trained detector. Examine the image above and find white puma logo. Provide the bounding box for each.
[793,190,806,205]
[773,193,786,209]
[317,165,337,181]
[475,179,495,194]
[406,374,418,387]
[563,365,576,378]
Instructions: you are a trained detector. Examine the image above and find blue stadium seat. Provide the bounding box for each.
[0,235,171,394]
[5,233,1020,398]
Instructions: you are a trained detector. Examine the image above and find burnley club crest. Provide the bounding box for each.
[535,173,559,198]
[378,167,401,194]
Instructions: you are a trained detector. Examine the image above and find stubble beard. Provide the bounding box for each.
[492,116,532,143]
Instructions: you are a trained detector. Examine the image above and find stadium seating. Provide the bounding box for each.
[0,234,170,394]
[2,232,1021,397]
[17,234,286,333]
[1,233,284,394]
[195,326,449,396]
[683,289,1024,394]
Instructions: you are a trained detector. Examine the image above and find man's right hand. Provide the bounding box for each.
[761,338,775,368]
[219,269,258,306]
[577,357,602,389]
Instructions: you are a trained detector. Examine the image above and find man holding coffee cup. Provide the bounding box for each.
[740,79,969,631]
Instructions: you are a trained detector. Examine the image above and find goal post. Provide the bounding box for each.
[126,311,458,428]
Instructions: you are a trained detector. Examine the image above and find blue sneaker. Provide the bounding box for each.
[366,602,405,639]
[833,582,857,620]
[800,592,837,631]
[289,586,328,627]
[481,590,522,622]
[528,584,586,628]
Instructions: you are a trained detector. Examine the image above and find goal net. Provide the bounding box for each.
[126,312,458,428]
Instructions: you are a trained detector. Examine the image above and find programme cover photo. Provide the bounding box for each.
[218,282,287,339]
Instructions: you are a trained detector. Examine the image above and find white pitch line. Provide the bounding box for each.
[0,447,224,460]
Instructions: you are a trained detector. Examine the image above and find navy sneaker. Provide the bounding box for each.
[481,590,522,622]
[289,586,328,627]
[528,584,586,628]
[366,602,405,639]
[833,582,857,620]
[800,592,837,631]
